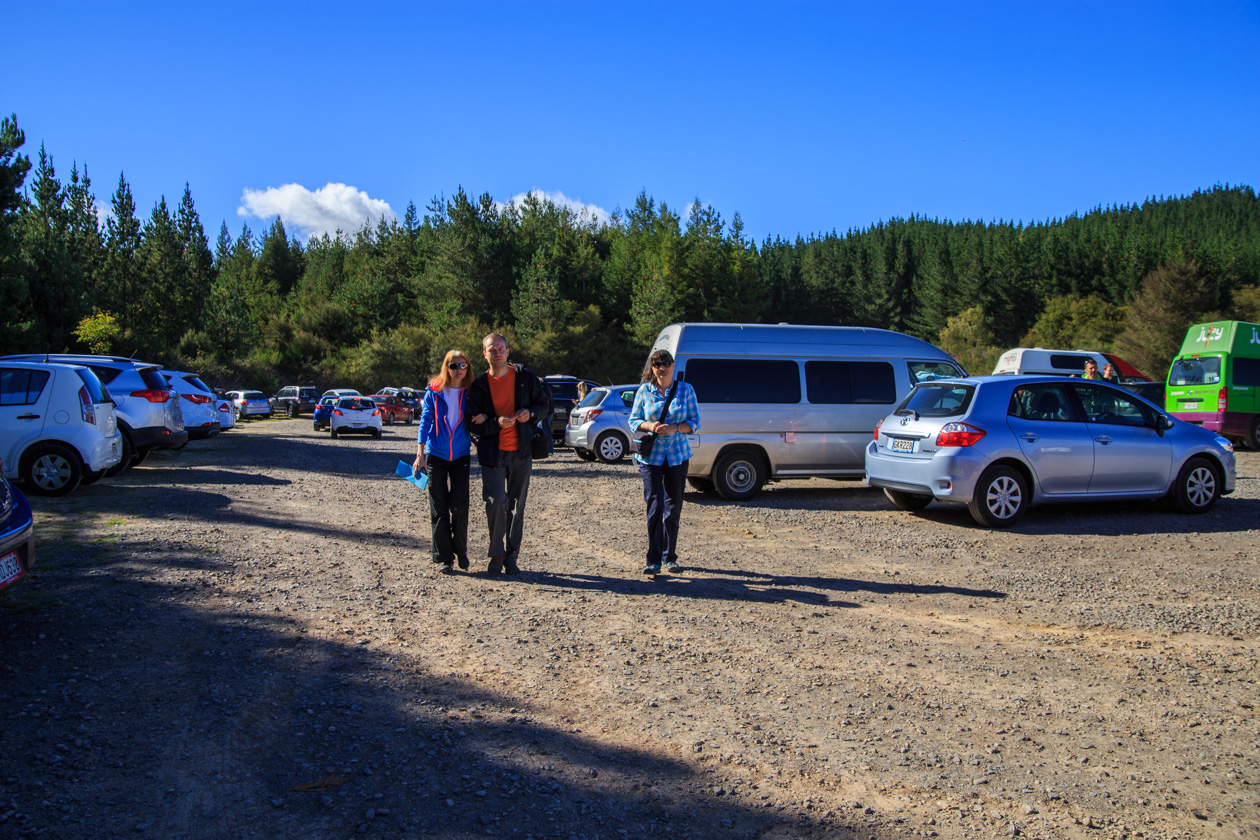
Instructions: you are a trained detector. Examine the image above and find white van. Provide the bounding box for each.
[649,323,964,500]
[0,361,123,496]
[992,348,1110,377]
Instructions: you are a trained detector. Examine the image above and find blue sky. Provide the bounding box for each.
[10,1,1259,244]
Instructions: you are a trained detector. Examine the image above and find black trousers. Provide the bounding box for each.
[426,454,470,565]
[639,458,688,565]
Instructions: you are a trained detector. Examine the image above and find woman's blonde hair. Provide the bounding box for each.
[430,349,472,389]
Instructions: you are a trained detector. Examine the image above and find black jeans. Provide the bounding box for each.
[481,447,532,562]
[426,454,470,565]
[639,458,688,565]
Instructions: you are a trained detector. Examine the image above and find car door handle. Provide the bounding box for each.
[1095,435,1113,445]
[17,413,40,420]
[1020,433,1039,442]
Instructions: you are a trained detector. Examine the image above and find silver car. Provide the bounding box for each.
[565,385,639,463]
[865,375,1236,528]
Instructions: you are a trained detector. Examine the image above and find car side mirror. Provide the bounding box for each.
[1154,414,1172,437]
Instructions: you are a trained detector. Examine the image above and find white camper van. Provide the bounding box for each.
[992,348,1109,377]
[649,323,964,500]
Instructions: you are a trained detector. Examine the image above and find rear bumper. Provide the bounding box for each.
[1170,411,1254,438]
[131,425,190,451]
[0,488,35,592]
[864,441,986,502]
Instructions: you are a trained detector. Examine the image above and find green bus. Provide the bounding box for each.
[1166,320,1260,449]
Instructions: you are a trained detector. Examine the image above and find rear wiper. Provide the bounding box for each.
[894,409,919,420]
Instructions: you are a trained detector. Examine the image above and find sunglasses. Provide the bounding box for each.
[652,360,673,368]
[448,362,469,370]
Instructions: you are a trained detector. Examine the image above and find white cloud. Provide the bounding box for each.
[500,189,611,226]
[237,182,395,240]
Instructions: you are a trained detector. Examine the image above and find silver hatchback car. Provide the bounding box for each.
[865,375,1236,527]
[565,384,639,463]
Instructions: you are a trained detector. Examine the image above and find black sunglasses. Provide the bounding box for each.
[652,360,673,368]
[448,362,469,370]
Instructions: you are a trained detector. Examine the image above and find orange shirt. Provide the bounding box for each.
[488,368,518,451]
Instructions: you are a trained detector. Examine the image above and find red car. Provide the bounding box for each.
[368,394,414,426]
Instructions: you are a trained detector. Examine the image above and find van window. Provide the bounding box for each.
[1233,357,1260,387]
[684,359,800,404]
[1049,354,1092,372]
[0,368,50,405]
[1170,356,1222,386]
[805,361,896,404]
[908,361,963,382]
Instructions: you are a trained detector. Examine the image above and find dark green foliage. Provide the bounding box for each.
[1114,262,1219,380]
[0,115,31,352]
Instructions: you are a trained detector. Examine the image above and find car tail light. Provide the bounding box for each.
[873,417,884,441]
[334,409,344,416]
[585,409,602,422]
[372,409,380,416]
[936,422,986,447]
[217,403,231,413]
[78,386,96,425]
[1217,387,1228,413]
[182,393,213,405]
[131,388,173,403]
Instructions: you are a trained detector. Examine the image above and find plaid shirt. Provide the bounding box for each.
[629,381,702,466]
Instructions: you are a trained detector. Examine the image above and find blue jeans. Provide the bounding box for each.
[639,458,688,565]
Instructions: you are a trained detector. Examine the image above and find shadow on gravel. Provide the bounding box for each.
[505,567,1001,608]
[0,527,884,840]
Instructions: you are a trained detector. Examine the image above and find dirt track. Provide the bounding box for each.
[3,418,1258,840]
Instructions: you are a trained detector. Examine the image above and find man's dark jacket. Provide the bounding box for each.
[464,364,549,468]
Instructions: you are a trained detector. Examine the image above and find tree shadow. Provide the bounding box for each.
[0,526,883,840]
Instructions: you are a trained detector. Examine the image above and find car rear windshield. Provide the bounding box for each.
[578,390,606,408]
[1169,356,1222,386]
[183,375,211,393]
[138,366,169,390]
[897,383,975,418]
[340,398,375,409]
[299,387,318,397]
[244,391,266,400]
[76,369,111,404]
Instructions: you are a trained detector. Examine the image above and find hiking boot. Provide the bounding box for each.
[487,557,504,575]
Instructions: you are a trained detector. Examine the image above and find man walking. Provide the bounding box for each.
[465,333,550,575]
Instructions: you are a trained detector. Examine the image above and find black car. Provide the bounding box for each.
[1123,379,1166,408]
[541,375,600,443]
[272,385,320,417]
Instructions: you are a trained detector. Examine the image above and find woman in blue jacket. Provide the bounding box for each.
[414,350,473,573]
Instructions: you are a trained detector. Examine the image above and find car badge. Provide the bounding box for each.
[899,417,911,426]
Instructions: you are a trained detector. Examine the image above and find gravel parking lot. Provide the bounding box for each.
[3,419,1258,840]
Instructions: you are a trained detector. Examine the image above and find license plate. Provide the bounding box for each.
[890,438,915,453]
[0,551,24,588]
[1183,402,1200,410]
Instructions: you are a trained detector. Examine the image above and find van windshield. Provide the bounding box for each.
[1169,356,1222,386]
[909,361,964,382]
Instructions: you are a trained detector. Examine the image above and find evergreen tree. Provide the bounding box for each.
[19,145,82,351]
[176,183,215,332]
[102,173,143,337]
[0,114,31,351]
[1114,262,1218,380]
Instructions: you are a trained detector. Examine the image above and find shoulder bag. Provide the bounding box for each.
[635,381,678,460]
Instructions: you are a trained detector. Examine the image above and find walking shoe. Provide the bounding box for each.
[503,561,521,575]
[487,557,504,575]
[664,561,681,573]
[457,556,469,571]
[643,563,661,575]
[438,563,455,574]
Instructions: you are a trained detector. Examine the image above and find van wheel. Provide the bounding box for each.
[713,449,765,501]
[1247,418,1260,452]
[968,465,1028,528]
[104,433,135,478]
[687,476,716,494]
[1171,457,1220,513]
[22,443,83,497]
[883,488,933,511]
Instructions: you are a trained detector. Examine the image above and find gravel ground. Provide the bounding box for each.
[2,418,1258,840]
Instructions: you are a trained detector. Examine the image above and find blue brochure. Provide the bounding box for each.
[395,460,429,490]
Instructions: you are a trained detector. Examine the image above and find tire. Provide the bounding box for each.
[687,476,717,494]
[371,429,382,439]
[1247,417,1260,452]
[385,412,395,426]
[104,433,134,478]
[594,431,627,463]
[80,468,105,486]
[713,449,766,501]
[131,446,150,466]
[404,414,412,425]
[313,422,319,432]
[968,465,1029,528]
[330,428,339,439]
[22,443,83,497]
[884,487,933,511]
[574,448,596,462]
[1171,456,1221,514]
[288,403,298,418]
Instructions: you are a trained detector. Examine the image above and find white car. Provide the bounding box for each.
[322,388,362,400]
[330,396,382,439]
[0,360,123,496]
[215,398,236,429]
[225,390,272,418]
[162,370,221,439]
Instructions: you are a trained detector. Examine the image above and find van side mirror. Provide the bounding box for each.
[1154,414,1172,437]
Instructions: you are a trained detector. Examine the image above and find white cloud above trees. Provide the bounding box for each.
[238,183,395,239]
[502,189,611,226]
